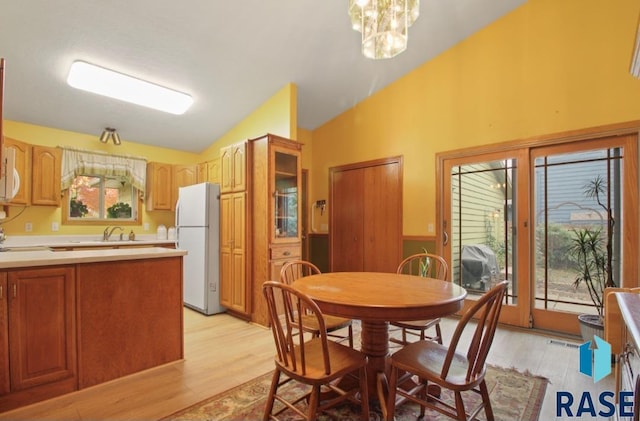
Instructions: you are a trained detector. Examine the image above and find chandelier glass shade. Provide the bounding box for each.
[349,0,420,59]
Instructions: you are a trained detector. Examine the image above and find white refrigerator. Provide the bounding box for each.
[175,182,224,315]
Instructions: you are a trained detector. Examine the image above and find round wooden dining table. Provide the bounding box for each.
[292,271,467,403]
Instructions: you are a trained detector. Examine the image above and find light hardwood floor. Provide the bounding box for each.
[0,309,613,420]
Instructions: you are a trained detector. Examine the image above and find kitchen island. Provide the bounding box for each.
[0,246,187,412]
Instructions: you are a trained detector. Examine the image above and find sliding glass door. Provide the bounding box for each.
[530,136,636,333]
[442,149,530,327]
[439,132,638,334]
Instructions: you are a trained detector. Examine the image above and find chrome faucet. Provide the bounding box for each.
[103,226,124,241]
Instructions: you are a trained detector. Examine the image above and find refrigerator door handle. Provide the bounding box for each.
[175,199,180,248]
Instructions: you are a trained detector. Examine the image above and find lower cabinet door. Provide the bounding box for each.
[8,266,76,391]
[0,273,9,396]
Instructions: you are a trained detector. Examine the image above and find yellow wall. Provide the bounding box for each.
[309,0,640,235]
[200,83,297,160]
[298,128,313,170]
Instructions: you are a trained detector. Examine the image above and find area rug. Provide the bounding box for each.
[163,365,548,421]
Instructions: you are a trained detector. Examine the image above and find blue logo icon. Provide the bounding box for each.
[579,335,611,383]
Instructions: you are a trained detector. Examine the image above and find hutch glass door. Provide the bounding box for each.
[273,149,300,241]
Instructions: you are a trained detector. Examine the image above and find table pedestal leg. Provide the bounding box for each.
[360,320,390,405]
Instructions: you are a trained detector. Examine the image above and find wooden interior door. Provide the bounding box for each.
[330,157,402,273]
[330,168,364,271]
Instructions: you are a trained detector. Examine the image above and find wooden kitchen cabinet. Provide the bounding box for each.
[76,257,183,389]
[197,159,221,184]
[171,164,197,210]
[31,145,61,206]
[207,158,221,183]
[0,266,77,411]
[0,273,8,396]
[197,162,208,183]
[145,162,172,211]
[249,134,302,326]
[2,137,31,205]
[220,192,248,315]
[218,135,302,326]
[220,141,246,193]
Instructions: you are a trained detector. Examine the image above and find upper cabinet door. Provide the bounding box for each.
[207,158,220,184]
[31,145,61,206]
[146,162,172,211]
[171,164,197,211]
[220,142,246,193]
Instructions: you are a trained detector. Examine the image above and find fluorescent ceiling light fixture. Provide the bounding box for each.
[67,61,193,115]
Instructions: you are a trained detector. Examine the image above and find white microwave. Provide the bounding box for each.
[0,146,20,202]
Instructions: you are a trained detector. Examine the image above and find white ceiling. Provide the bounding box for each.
[0,0,526,153]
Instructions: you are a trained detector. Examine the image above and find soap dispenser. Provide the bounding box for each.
[128,230,135,241]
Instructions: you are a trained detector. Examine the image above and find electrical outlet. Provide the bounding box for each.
[143,223,150,231]
[51,222,59,231]
[428,223,434,233]
[25,222,33,232]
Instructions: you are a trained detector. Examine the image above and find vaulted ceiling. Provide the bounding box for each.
[0,0,526,152]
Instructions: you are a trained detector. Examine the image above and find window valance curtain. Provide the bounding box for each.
[60,147,147,193]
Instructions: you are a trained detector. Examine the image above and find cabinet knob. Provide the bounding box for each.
[283,251,291,256]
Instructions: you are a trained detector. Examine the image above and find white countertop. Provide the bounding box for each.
[0,246,187,269]
[1,234,176,248]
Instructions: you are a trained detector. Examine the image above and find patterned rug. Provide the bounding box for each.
[163,365,548,421]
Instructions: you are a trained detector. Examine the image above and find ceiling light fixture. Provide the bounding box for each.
[349,0,420,60]
[99,127,121,145]
[67,61,193,115]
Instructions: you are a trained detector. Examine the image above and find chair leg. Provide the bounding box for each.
[359,366,370,421]
[307,385,320,421]
[385,366,398,421]
[435,323,443,345]
[454,391,467,421]
[479,380,495,421]
[263,369,281,421]
[348,324,354,348]
[401,328,408,345]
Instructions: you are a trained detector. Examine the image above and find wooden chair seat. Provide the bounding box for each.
[279,339,367,382]
[385,280,509,421]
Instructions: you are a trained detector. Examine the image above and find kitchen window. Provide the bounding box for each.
[60,148,146,225]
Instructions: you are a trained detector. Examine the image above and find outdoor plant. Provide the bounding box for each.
[107,202,132,219]
[70,198,89,217]
[569,175,616,320]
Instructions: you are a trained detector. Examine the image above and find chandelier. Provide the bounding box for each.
[349,0,420,59]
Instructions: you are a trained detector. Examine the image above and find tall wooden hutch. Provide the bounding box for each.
[219,134,302,326]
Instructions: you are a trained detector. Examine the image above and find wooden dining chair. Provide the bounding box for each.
[390,253,449,346]
[280,260,354,348]
[384,280,509,421]
[262,281,370,421]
